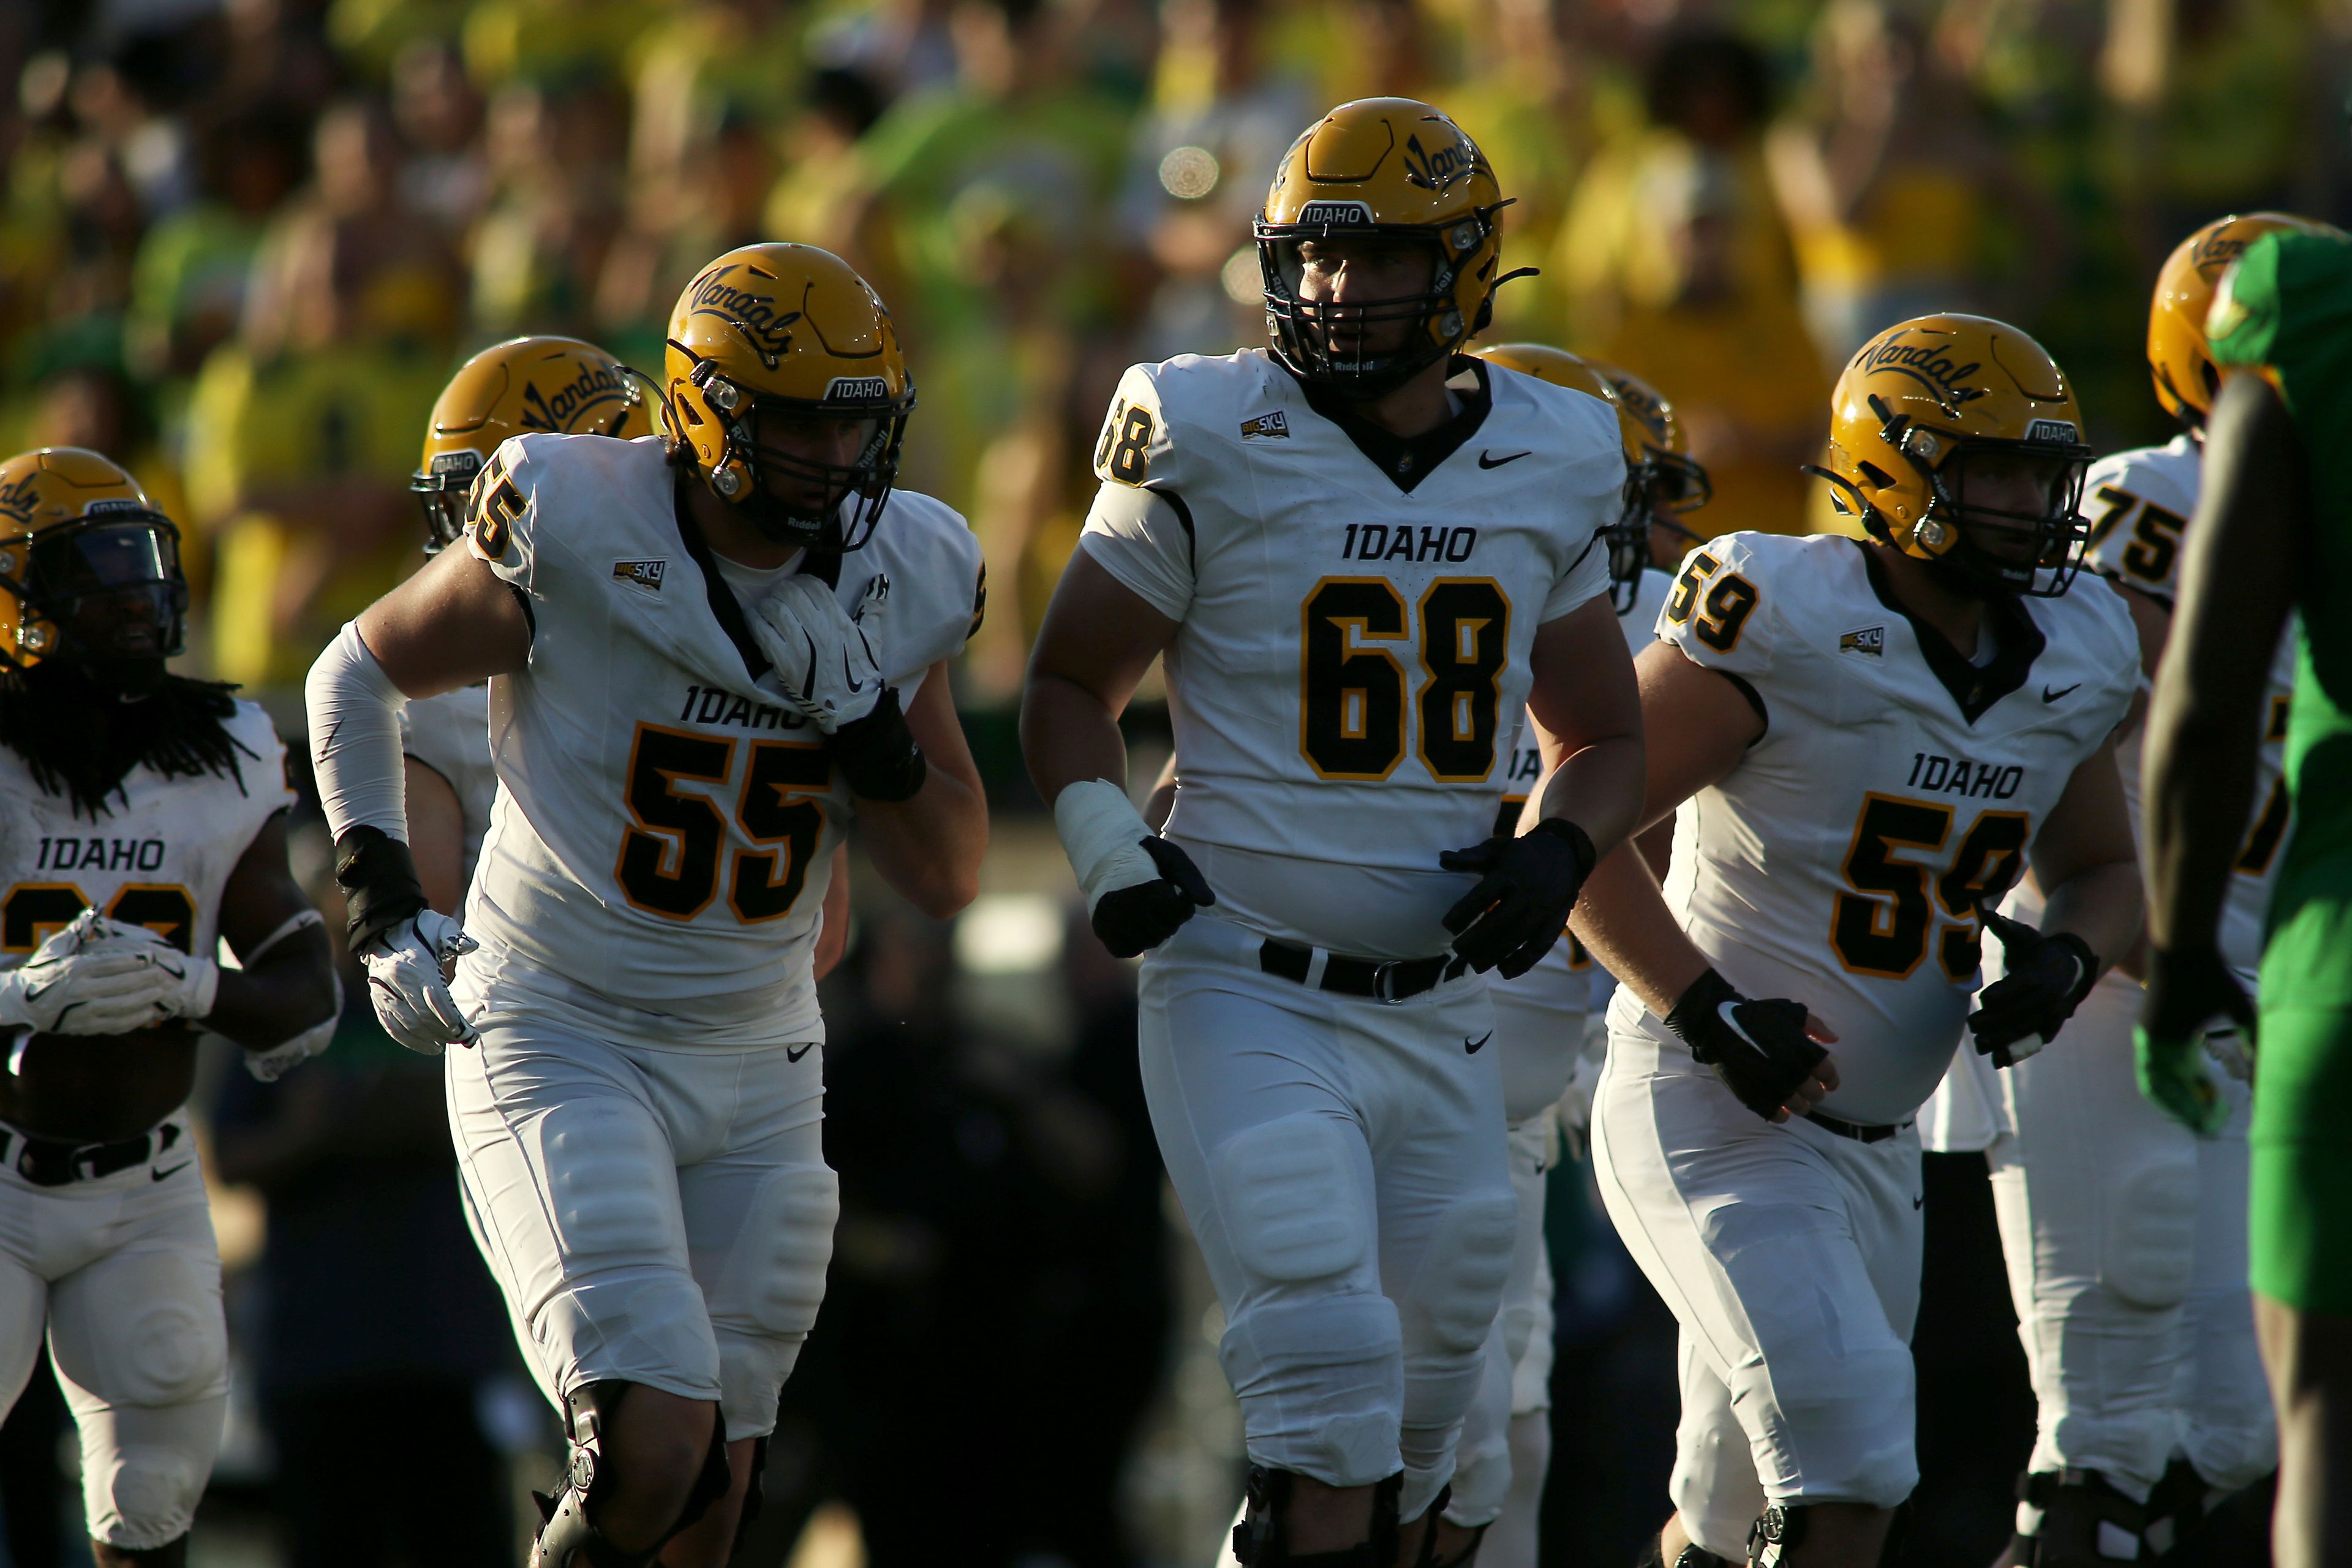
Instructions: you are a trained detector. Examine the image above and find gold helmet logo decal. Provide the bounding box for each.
[1858,333,1988,417]
[689,270,804,370]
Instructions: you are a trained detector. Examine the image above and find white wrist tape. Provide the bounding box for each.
[305,620,410,842]
[1052,779,1161,913]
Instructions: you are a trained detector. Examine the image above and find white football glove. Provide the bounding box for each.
[0,910,181,1038]
[747,573,884,733]
[361,909,478,1055]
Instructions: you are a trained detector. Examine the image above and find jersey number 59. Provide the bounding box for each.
[1833,794,2029,980]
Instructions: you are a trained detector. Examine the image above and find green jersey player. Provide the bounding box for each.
[2139,226,2352,1568]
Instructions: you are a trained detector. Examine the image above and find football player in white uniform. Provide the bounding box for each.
[0,448,339,1567]
[1433,345,1708,1567]
[1920,216,2332,1566]
[402,336,646,910]
[1570,317,2146,1568]
[401,336,858,973]
[1023,100,1646,1568]
[304,244,986,1568]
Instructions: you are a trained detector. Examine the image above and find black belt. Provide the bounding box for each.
[1805,1109,1910,1145]
[0,1120,181,1187]
[1259,940,1468,1005]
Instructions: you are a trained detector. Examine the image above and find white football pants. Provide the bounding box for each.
[1140,913,1514,1526]
[0,1118,227,1550]
[1986,969,2273,1498]
[446,1013,839,1441]
[1594,1028,1923,1562]
[1445,984,1585,1553]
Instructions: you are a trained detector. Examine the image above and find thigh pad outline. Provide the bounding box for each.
[1212,1114,1371,1285]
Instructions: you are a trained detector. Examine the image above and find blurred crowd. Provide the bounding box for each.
[0,0,2348,1562]
[1,0,2347,706]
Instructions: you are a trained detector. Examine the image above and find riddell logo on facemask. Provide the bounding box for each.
[824,376,892,402]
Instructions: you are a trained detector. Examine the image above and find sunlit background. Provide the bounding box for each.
[0,0,2343,1562]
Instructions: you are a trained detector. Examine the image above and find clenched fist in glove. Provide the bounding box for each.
[335,826,478,1055]
[1054,778,1215,957]
[1439,818,1597,978]
[1969,907,2098,1068]
[363,909,478,1055]
[1666,967,1838,1123]
[2135,944,2251,1135]
[748,573,886,732]
[0,910,184,1039]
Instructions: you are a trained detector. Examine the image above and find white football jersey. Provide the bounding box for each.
[1081,350,1623,957]
[401,684,495,891]
[1490,567,1673,1017]
[456,433,982,1046]
[2082,438,2294,977]
[1605,532,2139,1125]
[0,701,295,966]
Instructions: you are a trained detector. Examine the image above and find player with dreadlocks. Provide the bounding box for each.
[0,448,339,1567]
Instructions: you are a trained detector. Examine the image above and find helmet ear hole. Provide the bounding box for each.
[1856,461,1896,489]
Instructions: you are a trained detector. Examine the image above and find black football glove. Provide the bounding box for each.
[1969,908,2098,1068]
[1091,836,1214,959]
[1665,967,1829,1122]
[2136,944,2253,1134]
[1438,818,1597,979]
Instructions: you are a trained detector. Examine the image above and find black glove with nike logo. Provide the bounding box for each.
[1665,967,1828,1122]
[1969,907,2098,1068]
[1439,818,1597,979]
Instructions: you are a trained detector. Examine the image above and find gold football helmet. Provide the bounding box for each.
[1476,344,1713,606]
[1257,98,1528,398]
[1591,361,1712,556]
[412,335,644,552]
[2148,212,2343,430]
[1813,315,2094,598]
[663,243,915,552]
[0,448,186,676]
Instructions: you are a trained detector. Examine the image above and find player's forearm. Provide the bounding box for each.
[859,767,986,919]
[1534,733,1643,862]
[208,932,340,1052]
[1020,671,1133,805]
[2142,701,2263,952]
[1567,842,1709,1019]
[2034,858,2144,978]
[2146,369,2305,951]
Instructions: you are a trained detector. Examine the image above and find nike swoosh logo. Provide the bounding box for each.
[152,1163,189,1182]
[2042,683,2080,703]
[1477,450,1531,470]
[1464,1031,1493,1054]
[786,1042,816,1063]
[1716,1001,1770,1058]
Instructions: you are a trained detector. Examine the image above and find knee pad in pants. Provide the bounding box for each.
[1398,1189,1517,1517]
[1443,1315,1517,1528]
[1223,1292,1404,1489]
[711,1162,837,1439]
[72,1390,225,1550]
